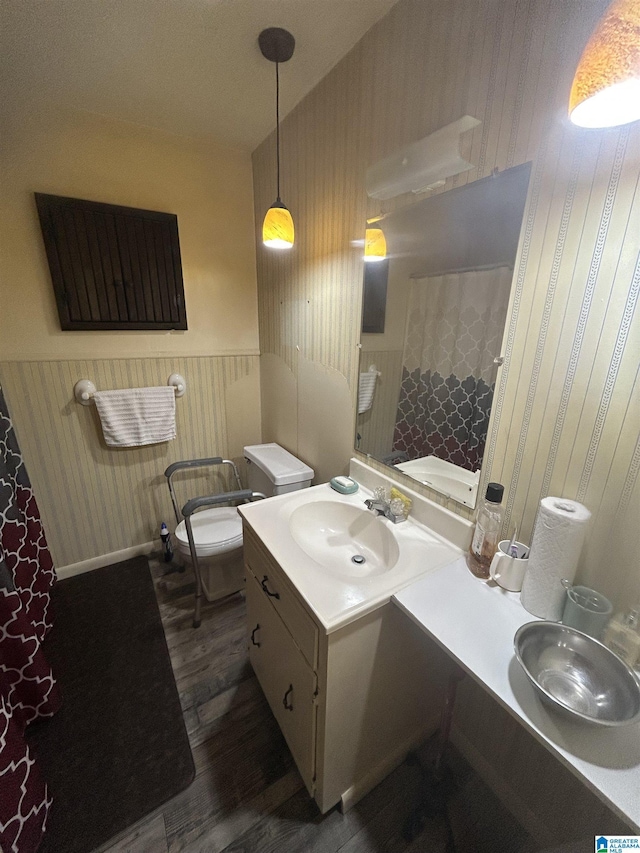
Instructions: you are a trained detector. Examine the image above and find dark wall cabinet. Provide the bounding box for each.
[361,258,389,334]
[35,193,188,331]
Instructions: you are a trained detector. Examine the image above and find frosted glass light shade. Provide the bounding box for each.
[364,227,387,262]
[569,0,640,128]
[263,202,294,249]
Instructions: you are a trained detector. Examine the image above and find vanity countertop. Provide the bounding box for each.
[239,482,463,633]
[393,558,640,832]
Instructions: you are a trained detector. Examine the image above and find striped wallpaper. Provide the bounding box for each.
[252,0,640,611]
[0,356,261,568]
[252,0,638,830]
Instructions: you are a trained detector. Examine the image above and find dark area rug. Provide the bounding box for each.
[27,556,195,853]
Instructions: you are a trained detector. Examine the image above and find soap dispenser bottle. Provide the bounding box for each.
[466,482,504,580]
[160,522,174,563]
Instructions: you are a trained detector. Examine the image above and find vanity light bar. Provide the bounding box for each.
[366,115,481,200]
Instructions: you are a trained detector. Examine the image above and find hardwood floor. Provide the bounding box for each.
[97,556,537,853]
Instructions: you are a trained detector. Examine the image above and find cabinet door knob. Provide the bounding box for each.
[250,624,261,647]
[283,684,294,711]
[261,575,280,599]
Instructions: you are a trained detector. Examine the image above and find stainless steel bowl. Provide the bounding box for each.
[514,621,640,727]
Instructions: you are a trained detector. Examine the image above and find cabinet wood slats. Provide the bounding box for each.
[35,193,187,331]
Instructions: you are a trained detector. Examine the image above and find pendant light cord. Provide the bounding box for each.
[276,60,281,201]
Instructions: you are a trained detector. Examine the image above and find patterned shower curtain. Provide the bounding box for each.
[0,385,60,853]
[393,266,512,472]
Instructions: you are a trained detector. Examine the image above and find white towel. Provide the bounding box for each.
[358,366,380,414]
[94,386,176,448]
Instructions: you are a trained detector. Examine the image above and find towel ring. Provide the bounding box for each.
[74,374,187,406]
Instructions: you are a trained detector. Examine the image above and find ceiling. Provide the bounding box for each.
[1,0,399,152]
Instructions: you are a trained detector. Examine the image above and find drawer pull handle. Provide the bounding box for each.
[261,576,280,599]
[283,684,294,711]
[250,624,261,647]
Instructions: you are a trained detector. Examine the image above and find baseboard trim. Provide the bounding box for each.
[450,724,553,847]
[56,541,157,580]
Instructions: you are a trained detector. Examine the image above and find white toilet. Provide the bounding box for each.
[174,443,313,602]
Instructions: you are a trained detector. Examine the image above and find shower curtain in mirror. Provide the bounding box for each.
[0,385,60,853]
[393,266,512,472]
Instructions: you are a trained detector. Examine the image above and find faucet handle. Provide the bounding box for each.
[390,487,412,520]
[387,498,407,523]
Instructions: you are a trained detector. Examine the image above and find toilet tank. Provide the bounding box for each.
[244,443,314,497]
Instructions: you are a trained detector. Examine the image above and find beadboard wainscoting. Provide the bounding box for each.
[0,356,261,571]
[252,0,640,611]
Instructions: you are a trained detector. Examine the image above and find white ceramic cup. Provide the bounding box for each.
[489,540,529,592]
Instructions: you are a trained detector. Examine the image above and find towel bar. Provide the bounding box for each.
[74,374,186,406]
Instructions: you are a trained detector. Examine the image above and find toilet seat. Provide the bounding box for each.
[175,506,243,558]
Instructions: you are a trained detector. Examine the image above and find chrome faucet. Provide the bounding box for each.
[364,495,407,524]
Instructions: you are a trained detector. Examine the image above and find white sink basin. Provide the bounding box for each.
[238,478,467,631]
[288,501,400,578]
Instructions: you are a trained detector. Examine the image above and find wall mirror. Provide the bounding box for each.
[356,162,532,508]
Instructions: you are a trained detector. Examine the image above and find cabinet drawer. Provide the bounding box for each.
[244,525,318,668]
[246,571,317,793]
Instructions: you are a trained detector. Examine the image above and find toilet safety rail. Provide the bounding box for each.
[74,373,186,405]
[164,457,244,525]
[163,456,265,628]
[182,489,266,628]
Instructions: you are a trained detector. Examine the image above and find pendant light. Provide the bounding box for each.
[259,28,295,249]
[364,226,387,263]
[569,0,640,128]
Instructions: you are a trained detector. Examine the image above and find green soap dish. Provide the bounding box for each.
[330,476,359,494]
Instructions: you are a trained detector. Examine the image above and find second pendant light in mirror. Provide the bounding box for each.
[364,225,387,263]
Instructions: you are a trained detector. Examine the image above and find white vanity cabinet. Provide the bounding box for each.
[243,522,451,813]
[245,568,318,792]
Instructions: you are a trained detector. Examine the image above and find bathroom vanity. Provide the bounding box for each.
[239,472,466,813]
[393,559,640,833]
[239,459,640,831]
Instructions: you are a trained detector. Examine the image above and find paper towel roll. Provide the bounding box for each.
[520,497,591,620]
